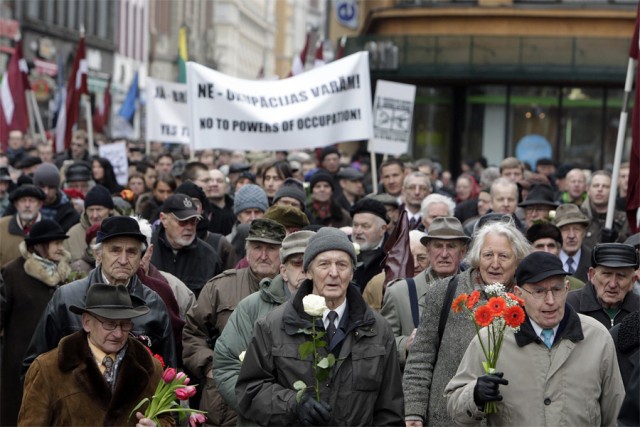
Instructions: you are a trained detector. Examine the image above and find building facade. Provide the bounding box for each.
[339,0,637,173]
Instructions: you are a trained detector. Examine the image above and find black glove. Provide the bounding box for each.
[473,372,509,407]
[601,228,618,243]
[296,394,331,426]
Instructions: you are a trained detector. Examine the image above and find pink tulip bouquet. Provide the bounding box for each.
[130,367,207,426]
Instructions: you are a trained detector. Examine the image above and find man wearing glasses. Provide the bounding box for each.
[445,251,624,426]
[566,243,640,329]
[19,284,168,426]
[23,216,176,375]
[152,193,222,299]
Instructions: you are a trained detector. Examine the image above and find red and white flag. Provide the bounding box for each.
[288,31,310,77]
[93,77,111,134]
[335,36,347,61]
[314,40,325,68]
[628,4,640,234]
[0,40,31,152]
[56,36,89,153]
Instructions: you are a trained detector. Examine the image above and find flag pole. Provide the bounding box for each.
[84,94,95,156]
[606,57,635,230]
[27,91,47,144]
[370,140,378,194]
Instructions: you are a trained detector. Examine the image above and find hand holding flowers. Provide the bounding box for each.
[451,283,526,414]
[129,367,207,426]
[293,294,336,403]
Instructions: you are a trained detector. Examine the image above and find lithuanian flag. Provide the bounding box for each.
[178,25,188,83]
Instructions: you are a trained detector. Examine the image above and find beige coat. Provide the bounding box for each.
[445,311,624,426]
[381,268,443,367]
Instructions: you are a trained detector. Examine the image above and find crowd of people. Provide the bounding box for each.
[0,127,639,426]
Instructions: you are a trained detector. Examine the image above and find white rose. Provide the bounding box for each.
[353,242,361,256]
[239,351,246,363]
[303,294,328,317]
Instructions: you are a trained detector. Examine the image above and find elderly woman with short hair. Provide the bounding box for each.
[403,220,532,427]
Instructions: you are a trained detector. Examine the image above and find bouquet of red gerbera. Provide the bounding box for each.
[129,367,207,426]
[451,283,526,414]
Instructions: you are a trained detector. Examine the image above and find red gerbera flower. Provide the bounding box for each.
[452,293,468,313]
[466,290,481,309]
[474,305,495,327]
[504,305,526,328]
[506,292,525,306]
[487,297,506,316]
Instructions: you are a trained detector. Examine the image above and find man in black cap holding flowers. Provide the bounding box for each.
[19,284,168,426]
[23,216,177,374]
[445,251,624,426]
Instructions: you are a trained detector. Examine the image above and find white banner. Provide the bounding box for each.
[145,78,190,144]
[187,52,372,151]
[99,141,128,186]
[368,80,416,156]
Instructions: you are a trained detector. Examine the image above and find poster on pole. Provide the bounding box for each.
[368,80,416,156]
[145,78,190,144]
[99,141,128,186]
[187,52,372,151]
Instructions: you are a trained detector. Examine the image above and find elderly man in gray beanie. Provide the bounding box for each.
[236,227,404,426]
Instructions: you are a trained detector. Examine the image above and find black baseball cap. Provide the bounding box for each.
[516,252,567,285]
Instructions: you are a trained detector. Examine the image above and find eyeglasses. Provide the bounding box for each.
[90,314,134,332]
[519,284,567,300]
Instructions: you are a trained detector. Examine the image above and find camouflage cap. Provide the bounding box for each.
[246,218,286,245]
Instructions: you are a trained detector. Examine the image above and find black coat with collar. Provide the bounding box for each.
[19,330,172,426]
[566,280,640,330]
[151,225,222,298]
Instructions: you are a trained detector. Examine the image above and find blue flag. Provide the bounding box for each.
[118,72,138,122]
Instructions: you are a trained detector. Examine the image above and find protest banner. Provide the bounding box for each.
[145,77,190,144]
[99,141,128,185]
[368,80,416,156]
[187,52,372,151]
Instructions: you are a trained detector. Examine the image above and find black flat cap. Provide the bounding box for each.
[591,243,639,269]
[516,252,568,285]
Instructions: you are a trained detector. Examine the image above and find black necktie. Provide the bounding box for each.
[566,257,575,275]
[326,311,338,342]
[409,217,418,229]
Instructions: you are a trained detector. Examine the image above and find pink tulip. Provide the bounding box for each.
[161,367,177,383]
[176,371,189,384]
[175,385,197,400]
[189,413,207,427]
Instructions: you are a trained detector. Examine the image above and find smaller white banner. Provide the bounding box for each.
[145,77,190,144]
[368,80,416,156]
[99,141,128,186]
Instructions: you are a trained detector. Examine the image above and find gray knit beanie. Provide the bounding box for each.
[274,178,306,208]
[33,163,61,188]
[233,184,268,215]
[303,227,357,271]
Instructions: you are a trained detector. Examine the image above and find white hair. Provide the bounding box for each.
[420,194,455,217]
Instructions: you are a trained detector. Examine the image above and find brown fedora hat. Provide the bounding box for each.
[420,216,470,246]
[552,204,590,229]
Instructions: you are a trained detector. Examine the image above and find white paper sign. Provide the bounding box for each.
[145,78,190,144]
[99,141,128,186]
[187,52,373,151]
[368,80,416,156]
